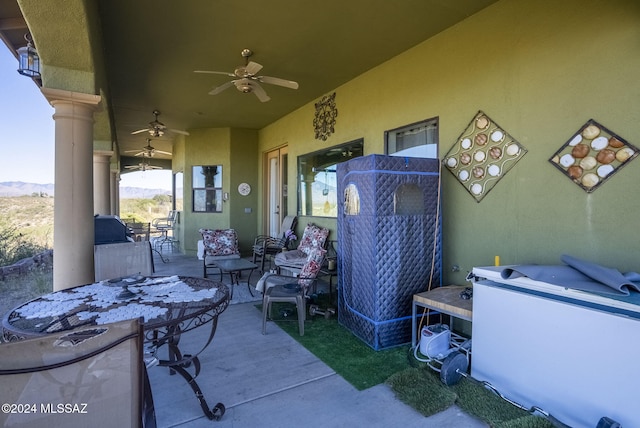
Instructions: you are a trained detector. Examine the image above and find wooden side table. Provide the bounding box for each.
[411,285,473,347]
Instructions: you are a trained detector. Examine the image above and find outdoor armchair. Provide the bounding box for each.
[257,246,326,336]
[200,228,241,278]
[251,215,297,272]
[274,222,329,275]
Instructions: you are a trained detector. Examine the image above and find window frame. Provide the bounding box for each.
[384,116,439,159]
[192,165,223,213]
[297,139,364,218]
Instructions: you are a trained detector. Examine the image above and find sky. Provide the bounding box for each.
[0,45,172,190]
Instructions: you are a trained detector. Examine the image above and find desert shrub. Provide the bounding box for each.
[120,197,172,224]
[152,194,171,204]
[120,213,148,223]
[0,224,48,266]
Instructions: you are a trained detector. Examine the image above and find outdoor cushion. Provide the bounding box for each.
[199,228,240,257]
[274,224,330,272]
[297,223,329,255]
[298,247,326,288]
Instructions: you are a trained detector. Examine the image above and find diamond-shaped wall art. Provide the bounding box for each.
[549,119,638,193]
[444,111,527,202]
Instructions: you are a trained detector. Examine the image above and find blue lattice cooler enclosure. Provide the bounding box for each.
[337,155,442,350]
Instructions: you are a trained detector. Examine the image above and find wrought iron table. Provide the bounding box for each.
[1,275,231,421]
[214,258,257,299]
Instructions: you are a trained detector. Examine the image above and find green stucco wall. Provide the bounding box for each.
[175,128,259,256]
[229,128,259,253]
[181,128,232,255]
[258,0,640,284]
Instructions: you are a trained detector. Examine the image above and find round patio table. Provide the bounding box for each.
[1,275,230,421]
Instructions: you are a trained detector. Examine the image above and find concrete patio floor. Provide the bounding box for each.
[148,248,487,428]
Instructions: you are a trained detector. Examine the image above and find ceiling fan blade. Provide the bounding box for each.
[209,80,235,95]
[168,128,190,136]
[245,61,263,76]
[154,150,172,155]
[194,70,235,77]
[131,129,149,135]
[257,75,299,89]
[251,82,271,102]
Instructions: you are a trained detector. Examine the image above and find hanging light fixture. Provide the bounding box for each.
[17,33,40,78]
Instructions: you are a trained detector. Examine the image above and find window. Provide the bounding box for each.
[298,139,363,217]
[173,171,183,211]
[192,165,223,213]
[343,184,360,216]
[393,183,423,215]
[385,117,438,158]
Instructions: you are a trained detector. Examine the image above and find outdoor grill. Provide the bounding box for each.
[94,215,132,245]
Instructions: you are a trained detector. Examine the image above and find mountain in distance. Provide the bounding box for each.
[0,181,54,197]
[0,181,170,199]
[119,186,171,199]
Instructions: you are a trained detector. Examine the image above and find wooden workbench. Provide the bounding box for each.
[411,285,473,347]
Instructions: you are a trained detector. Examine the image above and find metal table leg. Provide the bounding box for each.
[152,317,226,421]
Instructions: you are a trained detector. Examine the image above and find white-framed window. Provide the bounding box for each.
[385,117,438,159]
[192,165,223,213]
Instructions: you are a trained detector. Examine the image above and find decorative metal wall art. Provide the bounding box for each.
[313,92,338,141]
[549,119,638,193]
[444,111,527,202]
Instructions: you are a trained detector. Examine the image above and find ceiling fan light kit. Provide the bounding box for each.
[124,138,171,157]
[194,48,299,102]
[124,161,161,172]
[131,110,189,137]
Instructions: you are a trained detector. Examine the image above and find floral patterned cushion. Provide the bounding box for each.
[297,223,329,255]
[199,228,239,257]
[298,247,326,288]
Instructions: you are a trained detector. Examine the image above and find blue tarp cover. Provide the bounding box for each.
[500,254,640,296]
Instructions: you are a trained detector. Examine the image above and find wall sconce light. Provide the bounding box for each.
[17,33,40,79]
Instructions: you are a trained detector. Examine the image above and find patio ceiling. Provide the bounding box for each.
[0,0,498,160]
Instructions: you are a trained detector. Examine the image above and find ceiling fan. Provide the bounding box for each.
[131,110,189,137]
[124,139,171,157]
[194,49,299,102]
[124,161,162,172]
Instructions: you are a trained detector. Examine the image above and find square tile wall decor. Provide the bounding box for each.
[549,119,638,193]
[444,111,527,202]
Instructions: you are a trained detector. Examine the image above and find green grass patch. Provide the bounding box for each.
[386,367,457,416]
[260,301,411,390]
[263,300,557,426]
[387,365,556,427]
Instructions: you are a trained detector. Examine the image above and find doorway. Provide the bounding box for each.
[264,146,288,236]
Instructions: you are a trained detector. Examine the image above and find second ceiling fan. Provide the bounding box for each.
[124,139,171,157]
[131,110,189,138]
[194,49,299,102]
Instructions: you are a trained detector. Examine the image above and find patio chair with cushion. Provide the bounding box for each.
[251,215,297,272]
[274,223,330,275]
[257,246,327,336]
[0,318,155,428]
[200,228,241,278]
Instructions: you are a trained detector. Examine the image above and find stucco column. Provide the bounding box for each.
[42,88,101,291]
[110,170,120,215]
[93,151,113,215]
